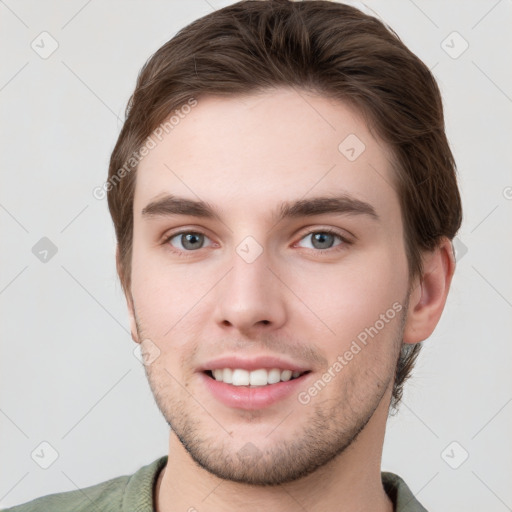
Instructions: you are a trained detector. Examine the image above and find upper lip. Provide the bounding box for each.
[198,355,311,373]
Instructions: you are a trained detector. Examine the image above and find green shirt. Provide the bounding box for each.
[2,456,427,511]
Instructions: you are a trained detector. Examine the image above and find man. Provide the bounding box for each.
[4,0,462,510]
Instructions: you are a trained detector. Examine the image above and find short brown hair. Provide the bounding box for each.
[107,0,462,409]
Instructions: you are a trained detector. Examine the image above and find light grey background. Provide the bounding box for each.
[1,0,511,510]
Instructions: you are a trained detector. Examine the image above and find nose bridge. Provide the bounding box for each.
[232,241,269,296]
[213,236,287,331]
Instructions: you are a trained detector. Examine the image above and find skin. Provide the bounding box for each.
[120,87,455,512]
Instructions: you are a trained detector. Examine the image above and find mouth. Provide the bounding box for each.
[198,356,314,409]
[204,368,312,387]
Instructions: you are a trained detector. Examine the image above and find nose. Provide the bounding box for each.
[213,245,287,335]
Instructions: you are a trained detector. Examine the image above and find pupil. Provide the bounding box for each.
[313,232,333,249]
[183,233,202,250]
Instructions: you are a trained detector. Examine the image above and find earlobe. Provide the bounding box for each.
[403,237,456,345]
[116,245,140,344]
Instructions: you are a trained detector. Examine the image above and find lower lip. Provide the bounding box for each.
[199,372,310,410]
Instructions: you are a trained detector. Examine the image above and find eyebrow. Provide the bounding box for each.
[141,194,379,223]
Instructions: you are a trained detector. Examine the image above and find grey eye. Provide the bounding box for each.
[298,231,342,250]
[169,232,211,251]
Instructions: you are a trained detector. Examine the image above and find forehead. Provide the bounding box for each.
[134,88,400,224]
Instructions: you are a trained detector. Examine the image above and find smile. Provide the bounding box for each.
[205,368,310,387]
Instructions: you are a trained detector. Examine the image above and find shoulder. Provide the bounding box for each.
[1,475,130,512]
[381,471,429,512]
[2,456,168,512]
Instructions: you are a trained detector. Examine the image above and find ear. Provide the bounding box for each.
[116,245,140,344]
[403,237,456,344]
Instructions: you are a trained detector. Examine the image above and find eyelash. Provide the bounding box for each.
[295,228,351,254]
[162,228,352,258]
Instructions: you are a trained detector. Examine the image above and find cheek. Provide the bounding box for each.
[289,248,408,352]
[130,240,216,344]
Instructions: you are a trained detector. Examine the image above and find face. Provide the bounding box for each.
[128,88,411,485]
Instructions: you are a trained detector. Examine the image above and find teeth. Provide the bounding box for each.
[211,368,305,386]
[232,369,250,386]
[223,368,233,384]
[280,369,292,382]
[268,368,281,384]
[249,369,267,386]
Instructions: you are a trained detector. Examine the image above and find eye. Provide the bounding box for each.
[165,231,214,251]
[296,229,348,251]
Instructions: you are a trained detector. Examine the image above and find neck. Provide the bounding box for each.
[156,395,394,512]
